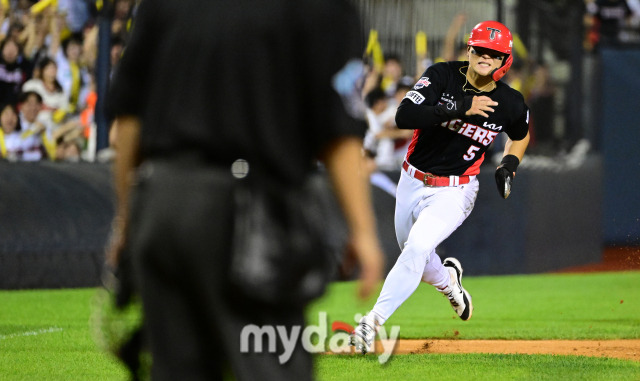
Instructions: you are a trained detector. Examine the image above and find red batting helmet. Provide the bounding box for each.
[467,21,513,81]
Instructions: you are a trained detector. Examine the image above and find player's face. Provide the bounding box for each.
[468,46,505,77]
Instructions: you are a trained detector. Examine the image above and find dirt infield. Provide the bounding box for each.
[556,247,640,273]
[369,339,640,361]
[356,248,640,362]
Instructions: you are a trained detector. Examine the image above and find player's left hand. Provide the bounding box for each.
[465,95,498,118]
[494,167,514,199]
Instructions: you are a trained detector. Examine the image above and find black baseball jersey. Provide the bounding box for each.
[396,61,529,176]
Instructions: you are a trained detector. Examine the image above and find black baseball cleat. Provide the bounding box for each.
[442,257,473,321]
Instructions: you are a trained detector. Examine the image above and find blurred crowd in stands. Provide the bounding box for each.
[0,0,134,162]
[3,0,638,165]
[584,0,640,51]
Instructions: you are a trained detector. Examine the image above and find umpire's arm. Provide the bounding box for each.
[107,116,141,268]
[321,137,384,299]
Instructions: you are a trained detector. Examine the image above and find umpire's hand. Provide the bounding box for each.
[350,231,384,299]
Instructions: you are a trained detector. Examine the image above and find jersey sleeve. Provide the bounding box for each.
[395,63,465,130]
[106,1,162,120]
[504,91,530,141]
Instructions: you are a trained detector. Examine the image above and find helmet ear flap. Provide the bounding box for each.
[491,54,513,82]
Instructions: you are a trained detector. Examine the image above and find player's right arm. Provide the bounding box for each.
[105,0,160,267]
[395,63,470,129]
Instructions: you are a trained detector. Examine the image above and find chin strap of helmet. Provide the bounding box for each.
[491,54,513,82]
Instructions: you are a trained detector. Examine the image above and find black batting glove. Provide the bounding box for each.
[495,154,519,199]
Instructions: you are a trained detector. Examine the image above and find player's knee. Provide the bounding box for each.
[397,242,435,273]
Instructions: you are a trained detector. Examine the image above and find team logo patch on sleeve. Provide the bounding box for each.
[404,91,425,104]
[414,77,431,89]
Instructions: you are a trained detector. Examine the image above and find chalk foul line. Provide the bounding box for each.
[0,327,63,340]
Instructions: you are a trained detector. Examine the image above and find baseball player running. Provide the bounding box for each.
[351,21,530,354]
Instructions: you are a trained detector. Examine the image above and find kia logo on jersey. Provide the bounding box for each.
[414,77,431,89]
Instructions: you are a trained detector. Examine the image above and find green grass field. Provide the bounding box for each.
[1,272,639,380]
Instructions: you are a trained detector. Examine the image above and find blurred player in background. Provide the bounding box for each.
[351,20,530,354]
[108,0,383,379]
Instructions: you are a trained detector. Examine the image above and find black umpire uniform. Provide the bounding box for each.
[107,0,366,379]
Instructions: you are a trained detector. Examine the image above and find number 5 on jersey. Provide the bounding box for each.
[464,145,480,161]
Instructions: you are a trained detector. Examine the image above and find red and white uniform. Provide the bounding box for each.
[369,60,529,325]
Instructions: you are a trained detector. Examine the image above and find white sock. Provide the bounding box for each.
[421,251,450,290]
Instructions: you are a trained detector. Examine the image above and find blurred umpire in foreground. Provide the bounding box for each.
[107,0,383,379]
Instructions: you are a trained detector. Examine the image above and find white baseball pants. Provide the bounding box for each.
[370,164,479,325]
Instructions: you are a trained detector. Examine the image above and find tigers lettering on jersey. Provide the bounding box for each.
[441,119,499,146]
